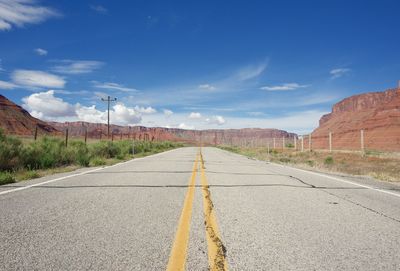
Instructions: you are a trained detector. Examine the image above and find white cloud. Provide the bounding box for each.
[220,110,327,134]
[188,112,202,119]
[234,62,267,81]
[205,115,226,125]
[134,105,157,114]
[75,104,105,123]
[90,5,108,14]
[0,80,17,89]
[330,68,351,79]
[75,103,142,125]
[12,69,65,88]
[178,123,194,130]
[22,90,76,119]
[93,81,137,92]
[0,0,59,31]
[198,84,216,91]
[52,60,104,74]
[22,90,143,125]
[247,111,266,117]
[111,103,142,125]
[53,89,89,95]
[34,48,47,56]
[163,109,173,118]
[260,83,308,91]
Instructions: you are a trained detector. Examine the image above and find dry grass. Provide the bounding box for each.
[220,146,400,183]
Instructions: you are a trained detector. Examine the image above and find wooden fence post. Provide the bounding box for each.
[361,129,365,154]
[34,125,38,141]
[65,128,69,147]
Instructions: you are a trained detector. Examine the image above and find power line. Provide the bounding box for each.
[101,95,117,139]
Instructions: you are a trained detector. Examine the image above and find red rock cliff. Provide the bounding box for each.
[311,88,400,151]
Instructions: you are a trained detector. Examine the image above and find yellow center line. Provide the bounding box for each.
[200,149,229,271]
[166,153,199,271]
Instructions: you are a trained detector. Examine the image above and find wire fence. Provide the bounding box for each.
[213,129,400,153]
[16,125,400,153]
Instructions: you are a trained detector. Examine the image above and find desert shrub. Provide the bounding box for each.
[89,141,119,158]
[0,171,15,185]
[306,160,315,167]
[67,141,90,166]
[0,129,23,170]
[90,156,107,166]
[22,137,66,169]
[279,157,291,163]
[113,140,133,157]
[324,156,334,165]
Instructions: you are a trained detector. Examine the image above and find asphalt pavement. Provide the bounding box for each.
[1,147,399,270]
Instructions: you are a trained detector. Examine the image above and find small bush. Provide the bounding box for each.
[0,129,23,170]
[306,160,315,167]
[89,141,119,158]
[90,157,106,166]
[0,171,15,185]
[279,157,291,163]
[324,156,334,165]
[68,141,90,166]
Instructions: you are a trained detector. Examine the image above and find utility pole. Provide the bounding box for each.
[101,96,117,140]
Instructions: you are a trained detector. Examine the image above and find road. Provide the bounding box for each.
[1,147,400,270]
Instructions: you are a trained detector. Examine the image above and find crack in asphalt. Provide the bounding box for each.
[202,184,228,271]
[267,168,400,224]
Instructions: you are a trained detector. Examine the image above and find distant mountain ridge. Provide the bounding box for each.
[0,94,296,145]
[49,121,296,146]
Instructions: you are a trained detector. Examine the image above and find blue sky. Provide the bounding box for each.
[0,0,399,134]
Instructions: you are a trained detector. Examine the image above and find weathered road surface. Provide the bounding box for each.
[1,147,400,270]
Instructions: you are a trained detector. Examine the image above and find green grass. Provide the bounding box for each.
[0,129,184,185]
[18,170,41,181]
[0,171,15,185]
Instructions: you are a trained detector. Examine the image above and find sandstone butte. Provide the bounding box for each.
[309,88,400,151]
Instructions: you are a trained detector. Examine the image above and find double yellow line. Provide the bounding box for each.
[166,149,228,271]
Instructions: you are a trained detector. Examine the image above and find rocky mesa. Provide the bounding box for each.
[310,88,400,151]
